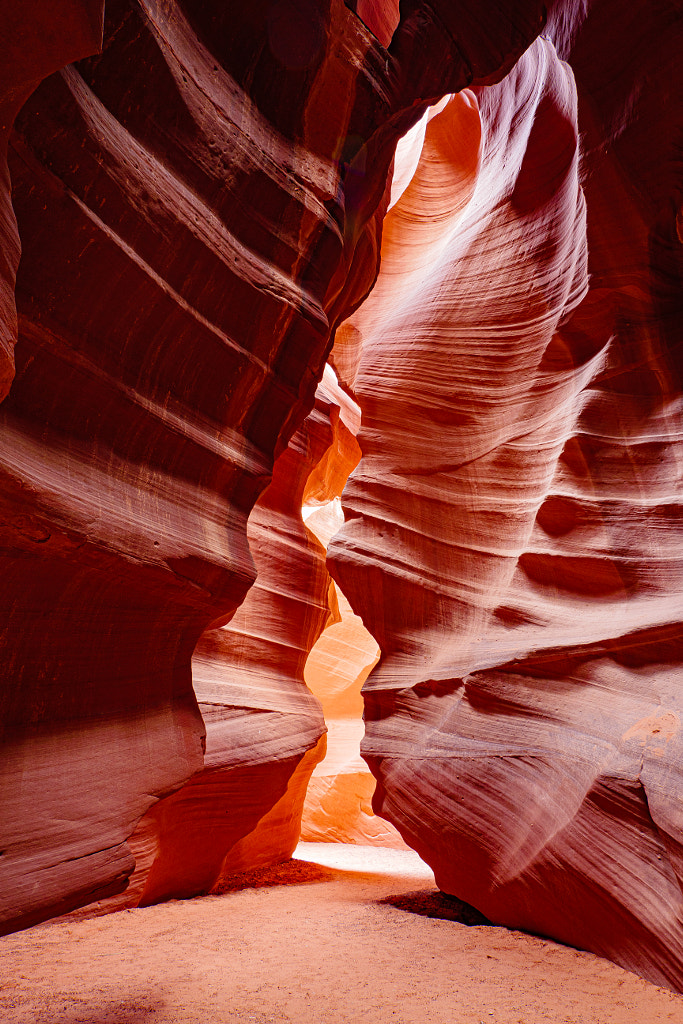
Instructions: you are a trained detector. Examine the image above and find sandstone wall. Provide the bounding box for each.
[5,0,681,994]
[1,0,544,933]
[329,1,683,991]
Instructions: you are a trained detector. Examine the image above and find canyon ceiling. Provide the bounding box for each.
[1,0,683,994]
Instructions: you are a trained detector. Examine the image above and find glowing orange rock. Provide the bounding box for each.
[301,499,406,846]
[133,387,341,904]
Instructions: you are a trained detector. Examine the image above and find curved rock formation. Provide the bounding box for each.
[8,0,680,994]
[301,499,392,846]
[298,374,399,847]
[1,0,548,934]
[0,1,104,399]
[132,375,345,906]
[329,4,683,991]
[292,374,404,848]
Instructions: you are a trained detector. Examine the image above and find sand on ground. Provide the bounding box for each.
[1,843,682,1024]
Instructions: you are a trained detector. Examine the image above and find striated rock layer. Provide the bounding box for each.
[0,0,547,932]
[330,2,683,992]
[296,378,404,848]
[130,371,354,906]
[0,2,105,401]
[8,0,680,990]
[301,498,405,847]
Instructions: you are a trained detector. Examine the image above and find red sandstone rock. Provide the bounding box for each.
[1,0,544,934]
[0,2,104,399]
[300,498,405,847]
[132,383,341,905]
[54,362,373,911]
[298,374,403,847]
[329,6,683,991]
[289,374,405,848]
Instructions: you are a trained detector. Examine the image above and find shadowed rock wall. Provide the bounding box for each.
[134,372,356,906]
[0,2,105,400]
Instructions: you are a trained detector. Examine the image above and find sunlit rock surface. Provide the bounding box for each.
[1,0,546,932]
[295,379,404,848]
[329,5,683,991]
[300,498,405,847]
[298,375,403,847]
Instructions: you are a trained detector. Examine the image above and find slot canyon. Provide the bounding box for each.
[1,0,683,1021]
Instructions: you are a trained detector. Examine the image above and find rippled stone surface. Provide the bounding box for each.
[9,0,679,990]
[330,2,683,990]
[0,0,544,933]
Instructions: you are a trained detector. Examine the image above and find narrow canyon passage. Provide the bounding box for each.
[2,0,683,1005]
[2,843,682,1024]
[300,496,405,848]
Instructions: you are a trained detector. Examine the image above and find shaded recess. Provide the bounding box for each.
[381,890,492,926]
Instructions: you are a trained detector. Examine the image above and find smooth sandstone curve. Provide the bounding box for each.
[330,9,683,991]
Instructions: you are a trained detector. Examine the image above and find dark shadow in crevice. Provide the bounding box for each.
[212,858,338,894]
[214,857,431,895]
[380,889,492,925]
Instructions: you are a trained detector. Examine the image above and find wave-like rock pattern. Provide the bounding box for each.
[94,377,341,910]
[1,0,550,933]
[330,7,683,991]
[149,375,352,904]
[296,388,404,848]
[0,2,104,399]
[301,499,401,846]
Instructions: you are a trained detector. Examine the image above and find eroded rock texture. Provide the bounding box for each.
[7,0,680,992]
[0,2,105,399]
[1,0,547,933]
[329,2,683,992]
[301,498,405,847]
[129,372,352,906]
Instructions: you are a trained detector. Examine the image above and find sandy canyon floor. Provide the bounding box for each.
[1,843,683,1024]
